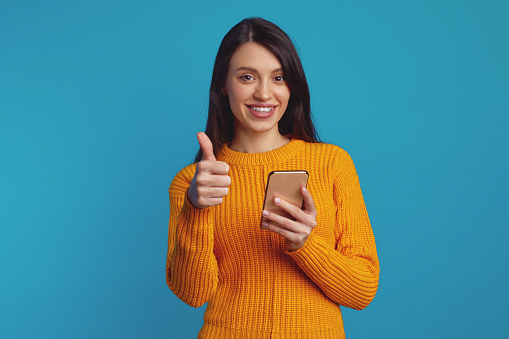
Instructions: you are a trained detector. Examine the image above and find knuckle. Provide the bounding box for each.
[195,176,206,186]
[196,186,206,196]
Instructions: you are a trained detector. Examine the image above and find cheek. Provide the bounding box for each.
[275,88,291,107]
[227,83,250,105]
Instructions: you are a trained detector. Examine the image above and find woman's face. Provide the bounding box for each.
[224,42,291,137]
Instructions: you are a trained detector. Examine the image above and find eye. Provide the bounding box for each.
[274,75,285,82]
[239,74,254,81]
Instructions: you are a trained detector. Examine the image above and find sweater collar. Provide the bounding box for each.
[216,138,304,166]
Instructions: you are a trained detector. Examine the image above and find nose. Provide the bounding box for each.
[254,81,272,101]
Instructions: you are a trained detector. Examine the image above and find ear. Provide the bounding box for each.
[220,87,227,95]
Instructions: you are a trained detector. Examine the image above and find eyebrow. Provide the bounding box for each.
[235,67,283,73]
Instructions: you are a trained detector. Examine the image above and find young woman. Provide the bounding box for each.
[166,17,379,338]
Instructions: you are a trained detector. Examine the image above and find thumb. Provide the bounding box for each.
[301,186,317,216]
[197,132,216,161]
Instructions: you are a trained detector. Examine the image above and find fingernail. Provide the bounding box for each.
[302,187,308,193]
[262,222,268,228]
[274,197,281,205]
[262,210,270,216]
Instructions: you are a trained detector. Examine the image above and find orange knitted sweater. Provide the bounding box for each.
[166,139,379,338]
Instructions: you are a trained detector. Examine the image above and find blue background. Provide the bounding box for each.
[1,0,508,338]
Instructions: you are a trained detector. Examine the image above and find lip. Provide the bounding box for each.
[246,104,277,119]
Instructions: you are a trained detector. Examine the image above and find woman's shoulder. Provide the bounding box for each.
[301,141,351,162]
[169,163,197,195]
[300,141,357,177]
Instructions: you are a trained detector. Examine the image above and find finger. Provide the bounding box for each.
[261,220,306,243]
[196,173,230,190]
[204,160,229,175]
[196,160,229,177]
[206,186,229,198]
[262,220,290,237]
[301,187,317,216]
[197,132,215,161]
[209,174,231,187]
[273,197,304,220]
[262,210,297,231]
[198,197,224,208]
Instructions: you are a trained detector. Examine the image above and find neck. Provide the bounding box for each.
[230,128,290,154]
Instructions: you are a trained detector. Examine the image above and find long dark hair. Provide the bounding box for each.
[195,17,320,162]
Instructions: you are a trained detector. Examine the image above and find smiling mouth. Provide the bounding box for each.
[247,105,276,113]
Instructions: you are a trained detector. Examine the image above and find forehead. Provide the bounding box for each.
[229,42,282,71]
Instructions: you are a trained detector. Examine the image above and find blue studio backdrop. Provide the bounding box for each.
[1,1,508,338]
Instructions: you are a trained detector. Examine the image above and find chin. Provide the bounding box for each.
[249,121,279,133]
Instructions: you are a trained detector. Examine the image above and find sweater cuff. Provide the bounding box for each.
[176,190,214,245]
[285,232,331,267]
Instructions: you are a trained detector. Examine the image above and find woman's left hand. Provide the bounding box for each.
[261,186,317,251]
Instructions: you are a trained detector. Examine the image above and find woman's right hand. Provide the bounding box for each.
[187,132,231,209]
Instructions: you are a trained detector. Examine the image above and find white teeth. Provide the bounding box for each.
[250,106,274,112]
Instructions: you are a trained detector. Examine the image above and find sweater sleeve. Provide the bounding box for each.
[287,151,380,310]
[165,165,219,308]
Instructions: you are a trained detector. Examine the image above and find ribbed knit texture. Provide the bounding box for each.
[166,139,379,338]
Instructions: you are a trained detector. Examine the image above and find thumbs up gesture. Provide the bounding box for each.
[187,132,231,209]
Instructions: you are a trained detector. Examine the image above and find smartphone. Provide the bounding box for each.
[261,170,309,228]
